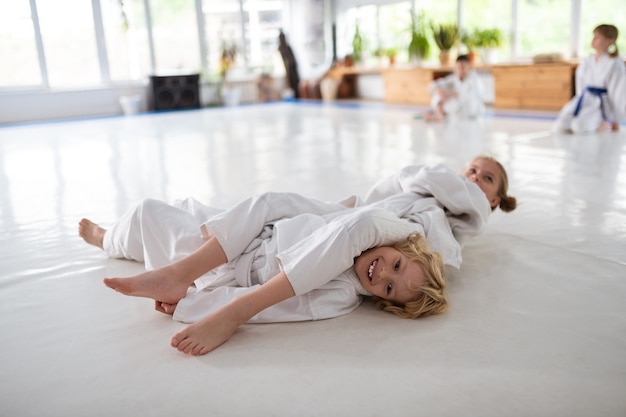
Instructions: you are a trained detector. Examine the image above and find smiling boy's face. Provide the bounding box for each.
[353,246,425,305]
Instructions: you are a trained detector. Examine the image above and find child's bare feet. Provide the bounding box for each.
[103,267,190,305]
[79,218,106,249]
[170,307,241,355]
[423,111,444,122]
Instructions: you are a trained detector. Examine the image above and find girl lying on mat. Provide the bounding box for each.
[79,156,515,355]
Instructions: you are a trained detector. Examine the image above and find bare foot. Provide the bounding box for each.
[79,218,106,249]
[170,307,241,355]
[423,111,444,122]
[612,122,620,132]
[103,267,190,305]
[598,121,612,132]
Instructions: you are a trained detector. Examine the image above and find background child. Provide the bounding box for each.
[555,24,625,134]
[423,54,485,121]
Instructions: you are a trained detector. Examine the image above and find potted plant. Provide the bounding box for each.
[475,28,503,64]
[218,40,240,106]
[352,22,364,64]
[385,48,398,66]
[461,29,479,63]
[408,10,430,64]
[431,22,459,66]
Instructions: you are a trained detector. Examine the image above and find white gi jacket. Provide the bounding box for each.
[104,165,490,324]
[555,53,626,134]
[428,70,485,118]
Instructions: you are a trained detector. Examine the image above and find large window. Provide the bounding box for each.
[517,0,571,58]
[101,0,151,82]
[0,0,624,92]
[0,0,41,87]
[338,1,457,64]
[202,0,284,79]
[378,2,413,61]
[150,0,200,73]
[37,0,102,88]
[462,0,511,59]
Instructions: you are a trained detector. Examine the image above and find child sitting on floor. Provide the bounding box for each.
[423,54,485,122]
[554,24,625,134]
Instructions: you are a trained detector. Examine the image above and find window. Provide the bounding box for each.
[416,0,457,24]
[201,0,284,79]
[101,0,151,82]
[461,0,511,61]
[37,0,101,88]
[338,5,376,61]
[339,1,457,65]
[378,2,412,61]
[242,0,284,72]
[149,0,201,73]
[0,0,41,87]
[517,0,571,58]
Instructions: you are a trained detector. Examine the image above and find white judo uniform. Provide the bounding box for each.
[428,70,485,119]
[555,53,626,134]
[102,164,490,324]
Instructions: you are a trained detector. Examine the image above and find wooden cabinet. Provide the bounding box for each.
[327,62,577,111]
[491,63,574,110]
[381,67,452,105]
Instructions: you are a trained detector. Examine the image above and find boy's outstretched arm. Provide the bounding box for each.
[170,271,296,355]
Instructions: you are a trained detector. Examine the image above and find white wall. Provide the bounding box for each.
[0,86,145,125]
[0,78,266,125]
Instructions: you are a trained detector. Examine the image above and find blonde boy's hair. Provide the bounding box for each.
[375,232,448,319]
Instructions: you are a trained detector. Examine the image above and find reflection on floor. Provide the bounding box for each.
[1,102,625,417]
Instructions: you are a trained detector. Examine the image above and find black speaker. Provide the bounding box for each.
[150,74,200,111]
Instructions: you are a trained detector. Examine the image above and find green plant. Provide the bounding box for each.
[352,23,364,62]
[474,28,503,48]
[219,40,237,79]
[431,22,459,51]
[461,29,479,50]
[385,48,398,57]
[408,10,430,60]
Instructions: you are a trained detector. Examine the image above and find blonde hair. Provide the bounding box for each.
[595,24,619,58]
[375,232,448,319]
[472,155,517,213]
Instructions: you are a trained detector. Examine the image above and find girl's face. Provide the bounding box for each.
[591,30,614,53]
[464,158,502,208]
[354,246,425,304]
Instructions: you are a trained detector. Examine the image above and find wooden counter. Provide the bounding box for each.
[490,62,574,110]
[325,62,577,110]
[381,67,453,105]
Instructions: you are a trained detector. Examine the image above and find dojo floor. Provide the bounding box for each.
[1,102,625,417]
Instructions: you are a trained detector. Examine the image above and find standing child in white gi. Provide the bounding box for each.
[423,54,485,122]
[555,24,625,134]
[78,156,515,356]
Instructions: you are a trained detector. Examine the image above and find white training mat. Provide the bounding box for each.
[1,102,625,417]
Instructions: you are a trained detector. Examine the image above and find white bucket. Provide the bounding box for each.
[221,88,241,107]
[120,95,142,116]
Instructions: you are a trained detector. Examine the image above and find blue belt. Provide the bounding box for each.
[573,86,608,120]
